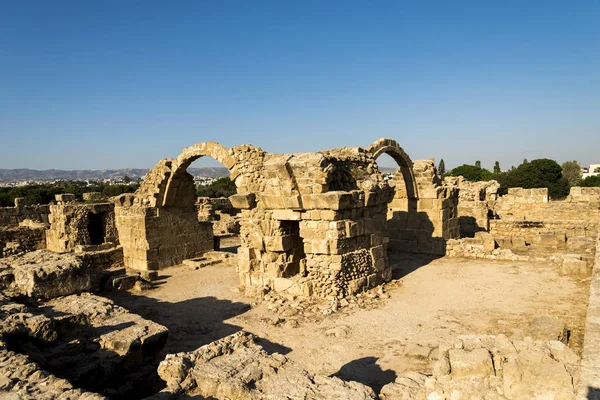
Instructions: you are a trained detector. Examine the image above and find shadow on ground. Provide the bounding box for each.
[389,251,443,280]
[332,356,397,393]
[105,289,291,356]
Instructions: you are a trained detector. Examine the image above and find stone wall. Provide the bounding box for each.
[114,194,214,277]
[0,198,50,227]
[46,196,118,253]
[387,160,459,255]
[0,225,46,258]
[494,187,600,222]
[196,196,240,236]
[445,177,499,237]
[235,147,395,298]
[577,227,600,399]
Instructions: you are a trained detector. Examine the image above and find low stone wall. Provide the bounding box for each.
[0,198,50,227]
[444,178,499,237]
[577,228,600,399]
[0,225,46,258]
[46,201,118,253]
[495,187,600,222]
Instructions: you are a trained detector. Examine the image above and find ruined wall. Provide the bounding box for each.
[114,194,214,276]
[494,187,600,222]
[235,147,395,298]
[116,139,452,297]
[196,197,240,236]
[114,142,245,277]
[490,187,600,246]
[444,178,499,237]
[448,186,600,277]
[46,195,118,253]
[387,159,459,255]
[0,226,46,258]
[0,198,50,227]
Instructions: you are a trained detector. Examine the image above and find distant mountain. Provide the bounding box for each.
[0,167,230,183]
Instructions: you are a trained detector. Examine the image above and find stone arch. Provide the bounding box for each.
[366,138,418,200]
[162,142,238,208]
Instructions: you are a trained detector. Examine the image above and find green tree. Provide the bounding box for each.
[523,159,528,165]
[561,160,582,186]
[500,158,570,199]
[493,161,501,174]
[122,175,132,184]
[579,175,600,187]
[448,164,494,182]
[475,160,481,169]
[196,177,236,198]
[438,159,446,175]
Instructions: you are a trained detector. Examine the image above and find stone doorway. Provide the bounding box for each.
[87,212,106,245]
[278,220,306,278]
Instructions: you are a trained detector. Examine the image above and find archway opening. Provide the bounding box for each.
[188,156,241,254]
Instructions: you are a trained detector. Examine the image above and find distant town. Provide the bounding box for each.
[0,167,230,187]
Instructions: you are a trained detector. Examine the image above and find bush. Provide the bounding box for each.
[196,177,236,198]
[499,158,570,199]
[579,175,600,187]
[447,165,494,182]
[0,181,139,207]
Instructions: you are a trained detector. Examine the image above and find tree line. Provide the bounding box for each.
[0,181,140,207]
[437,158,600,199]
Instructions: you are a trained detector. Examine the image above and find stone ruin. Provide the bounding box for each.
[111,138,459,297]
[3,138,600,399]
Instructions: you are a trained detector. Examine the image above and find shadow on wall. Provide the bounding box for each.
[105,290,292,356]
[331,356,397,393]
[387,208,447,256]
[458,215,488,238]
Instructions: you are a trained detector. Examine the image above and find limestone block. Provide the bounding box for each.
[474,232,496,253]
[311,239,330,254]
[561,255,589,276]
[229,193,256,209]
[449,348,494,377]
[528,316,567,342]
[55,193,76,202]
[272,209,301,221]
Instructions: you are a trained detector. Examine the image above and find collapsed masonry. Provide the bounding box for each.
[113,139,459,297]
[446,180,600,276]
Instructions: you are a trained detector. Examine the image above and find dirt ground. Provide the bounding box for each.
[106,242,590,393]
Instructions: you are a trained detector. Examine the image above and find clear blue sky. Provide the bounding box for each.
[1,0,598,170]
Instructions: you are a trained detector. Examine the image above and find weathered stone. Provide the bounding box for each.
[528,315,567,342]
[448,348,494,377]
[157,331,376,399]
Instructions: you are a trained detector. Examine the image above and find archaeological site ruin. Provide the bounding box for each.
[1,138,600,399]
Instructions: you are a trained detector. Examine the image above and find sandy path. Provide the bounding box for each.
[107,255,589,392]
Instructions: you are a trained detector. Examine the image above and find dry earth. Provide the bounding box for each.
[106,239,589,393]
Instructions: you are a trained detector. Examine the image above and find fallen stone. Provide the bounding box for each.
[157,331,377,399]
[449,348,494,377]
[528,315,567,342]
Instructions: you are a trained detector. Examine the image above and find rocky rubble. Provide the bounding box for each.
[155,331,377,400]
[380,334,580,400]
[245,282,396,327]
[0,250,122,300]
[0,343,106,400]
[0,292,168,399]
